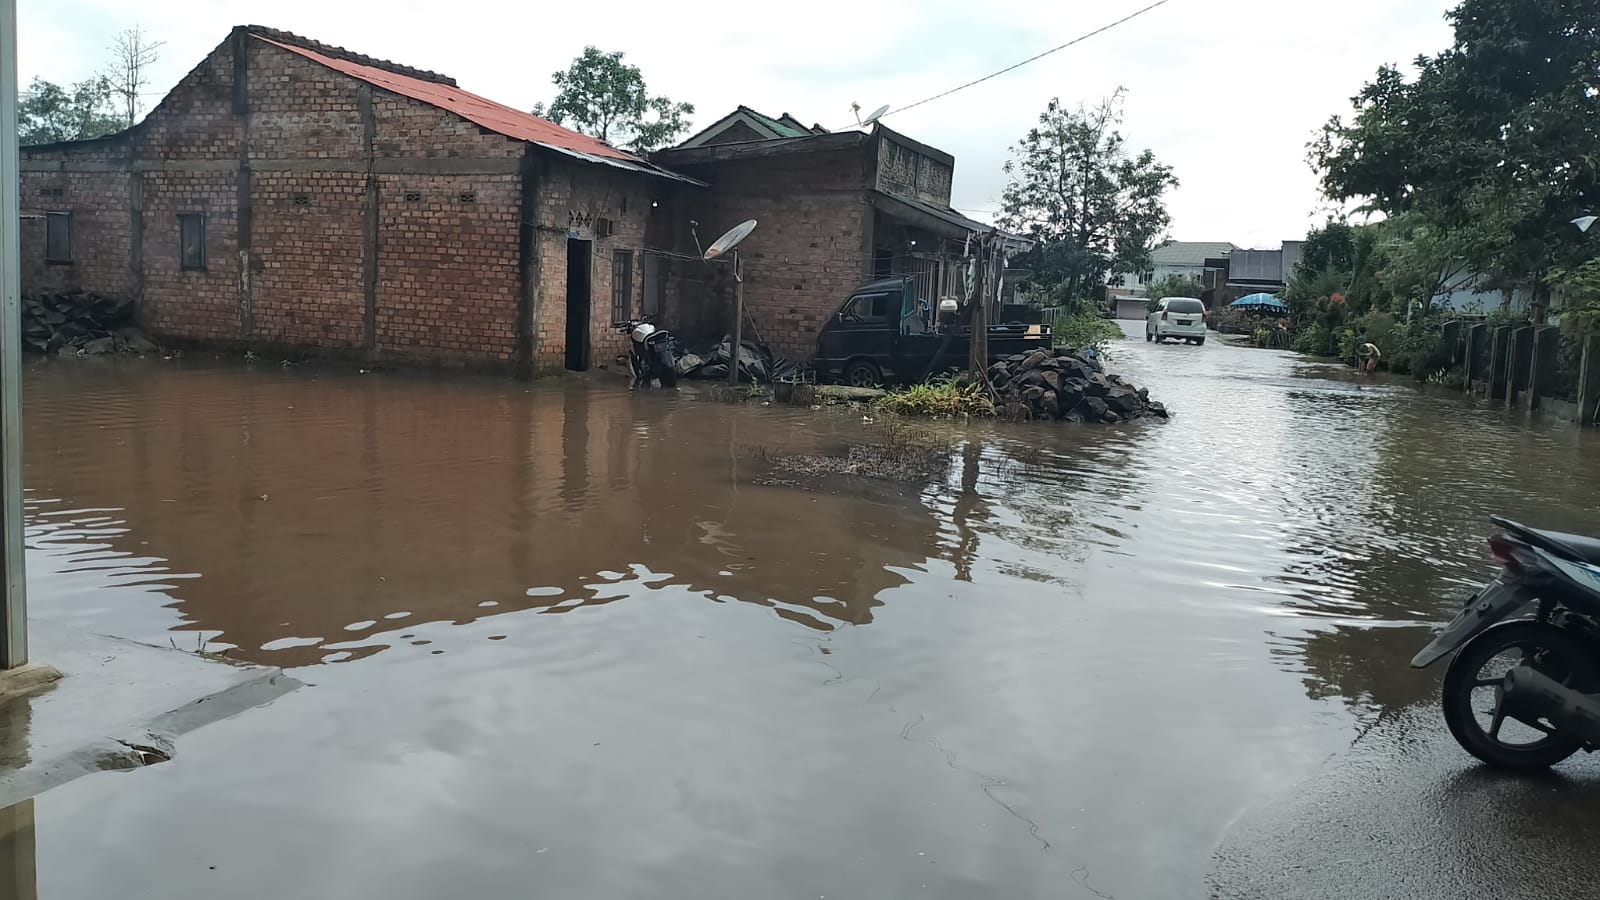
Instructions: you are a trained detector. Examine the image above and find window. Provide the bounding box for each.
[179,213,206,271]
[843,292,893,323]
[611,249,634,324]
[44,212,72,263]
[1164,298,1204,314]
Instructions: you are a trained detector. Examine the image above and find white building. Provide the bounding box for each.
[1109,241,1237,294]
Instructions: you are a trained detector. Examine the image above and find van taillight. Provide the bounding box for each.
[1161,310,1169,320]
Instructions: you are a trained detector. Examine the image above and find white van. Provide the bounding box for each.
[1146,297,1207,345]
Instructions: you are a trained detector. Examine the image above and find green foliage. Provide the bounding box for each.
[1311,0,1600,315]
[999,90,1178,305]
[1293,322,1338,357]
[1050,309,1124,354]
[18,76,122,145]
[1553,258,1600,335]
[1143,274,1203,309]
[533,47,694,152]
[877,375,995,419]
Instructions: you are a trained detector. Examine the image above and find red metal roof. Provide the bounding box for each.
[257,36,693,181]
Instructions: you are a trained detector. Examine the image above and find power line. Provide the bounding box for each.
[852,0,1177,126]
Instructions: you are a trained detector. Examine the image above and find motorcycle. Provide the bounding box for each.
[1413,516,1600,769]
[612,316,678,389]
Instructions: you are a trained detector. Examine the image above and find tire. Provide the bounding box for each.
[1194,337,1206,346]
[654,348,678,387]
[1441,621,1596,769]
[844,360,881,388]
[1145,331,1154,343]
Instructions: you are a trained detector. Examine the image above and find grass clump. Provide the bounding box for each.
[877,375,995,419]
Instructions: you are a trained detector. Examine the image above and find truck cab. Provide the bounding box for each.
[814,276,1051,387]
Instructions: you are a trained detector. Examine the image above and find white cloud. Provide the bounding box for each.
[19,0,1457,248]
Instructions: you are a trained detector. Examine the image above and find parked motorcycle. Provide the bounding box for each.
[1413,516,1600,768]
[612,316,678,389]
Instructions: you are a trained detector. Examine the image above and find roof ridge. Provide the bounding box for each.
[243,25,457,86]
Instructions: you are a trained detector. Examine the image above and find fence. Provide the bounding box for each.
[1446,320,1600,425]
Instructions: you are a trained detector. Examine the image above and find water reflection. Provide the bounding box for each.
[22,362,950,664]
[0,800,35,900]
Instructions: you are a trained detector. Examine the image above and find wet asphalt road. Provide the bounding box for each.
[1211,705,1600,899]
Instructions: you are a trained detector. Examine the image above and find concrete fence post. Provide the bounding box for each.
[1464,323,1482,391]
[1507,326,1534,407]
[1580,335,1600,427]
[1527,326,1559,411]
[1488,327,1508,400]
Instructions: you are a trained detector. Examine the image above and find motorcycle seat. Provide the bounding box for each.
[1492,516,1600,567]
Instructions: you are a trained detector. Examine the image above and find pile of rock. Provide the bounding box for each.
[988,348,1169,423]
[22,291,159,356]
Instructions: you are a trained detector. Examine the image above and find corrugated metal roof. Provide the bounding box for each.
[257,35,699,184]
[1149,241,1237,267]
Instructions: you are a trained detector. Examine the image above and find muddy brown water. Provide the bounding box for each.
[8,321,1600,898]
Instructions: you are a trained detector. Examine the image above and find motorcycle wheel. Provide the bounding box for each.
[1441,621,1596,769]
[654,348,678,387]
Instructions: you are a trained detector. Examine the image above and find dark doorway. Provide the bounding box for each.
[565,239,593,371]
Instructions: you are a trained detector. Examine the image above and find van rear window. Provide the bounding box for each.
[1165,299,1204,314]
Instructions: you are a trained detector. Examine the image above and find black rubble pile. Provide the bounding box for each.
[677,338,809,384]
[23,290,159,356]
[988,348,1169,423]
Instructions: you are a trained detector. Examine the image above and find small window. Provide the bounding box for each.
[459,191,476,204]
[404,191,422,203]
[611,249,634,324]
[179,213,207,271]
[45,212,72,263]
[843,292,892,322]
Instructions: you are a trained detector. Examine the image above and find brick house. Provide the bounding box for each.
[653,119,999,359]
[18,25,701,372]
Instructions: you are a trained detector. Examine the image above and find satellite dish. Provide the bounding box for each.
[704,219,758,261]
[860,104,890,127]
[1574,215,1598,234]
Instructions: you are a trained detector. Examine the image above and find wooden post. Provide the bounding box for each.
[968,237,989,379]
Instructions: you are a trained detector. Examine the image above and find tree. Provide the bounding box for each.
[532,47,694,153]
[17,76,123,145]
[1312,0,1600,318]
[105,25,164,129]
[1143,273,1203,308]
[998,91,1177,308]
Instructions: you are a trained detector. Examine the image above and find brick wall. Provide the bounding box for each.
[377,174,519,361]
[17,143,133,298]
[531,161,666,372]
[675,147,872,358]
[141,170,240,341]
[17,29,676,371]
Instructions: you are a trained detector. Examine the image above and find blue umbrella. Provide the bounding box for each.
[1231,293,1284,310]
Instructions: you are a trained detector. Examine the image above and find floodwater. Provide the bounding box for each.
[7,321,1600,898]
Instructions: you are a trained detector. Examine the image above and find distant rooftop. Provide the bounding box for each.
[1149,241,1238,268]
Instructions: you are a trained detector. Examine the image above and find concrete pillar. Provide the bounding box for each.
[1508,326,1535,407]
[0,0,28,669]
[0,800,36,900]
[1488,327,1509,400]
[1463,323,1481,391]
[1580,335,1600,426]
[1528,326,1559,411]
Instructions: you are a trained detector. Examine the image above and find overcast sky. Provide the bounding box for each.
[20,0,1457,248]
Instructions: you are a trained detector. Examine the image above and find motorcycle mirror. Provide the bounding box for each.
[704,220,757,261]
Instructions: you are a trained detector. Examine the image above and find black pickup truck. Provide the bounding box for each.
[814,276,1053,387]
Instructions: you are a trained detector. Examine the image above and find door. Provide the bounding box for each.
[829,290,896,365]
[566,239,592,371]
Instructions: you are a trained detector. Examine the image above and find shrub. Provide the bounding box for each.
[877,375,996,419]
[1051,310,1124,354]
